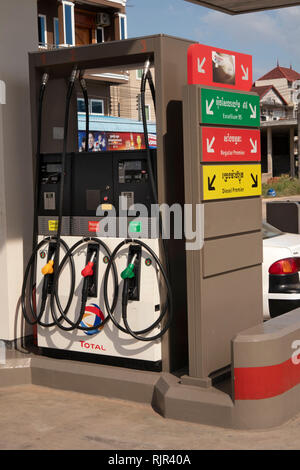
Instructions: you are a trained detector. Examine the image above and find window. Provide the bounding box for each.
[63,1,75,46]
[53,17,59,46]
[136,69,143,80]
[77,98,86,114]
[137,96,151,122]
[38,15,47,47]
[119,14,127,40]
[96,27,104,43]
[145,104,151,121]
[77,98,104,116]
[90,99,104,115]
[262,222,282,240]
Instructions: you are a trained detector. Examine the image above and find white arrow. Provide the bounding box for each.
[241,65,249,81]
[206,136,215,153]
[249,104,257,119]
[250,138,257,153]
[197,57,206,74]
[206,99,214,115]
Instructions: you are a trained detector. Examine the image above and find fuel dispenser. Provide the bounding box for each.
[21,34,265,386]
[22,56,174,370]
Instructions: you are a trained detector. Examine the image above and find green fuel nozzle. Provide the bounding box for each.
[121,253,137,280]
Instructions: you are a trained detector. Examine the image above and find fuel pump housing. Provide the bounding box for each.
[28,35,192,373]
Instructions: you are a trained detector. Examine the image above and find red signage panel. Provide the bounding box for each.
[201,127,261,162]
[188,43,252,91]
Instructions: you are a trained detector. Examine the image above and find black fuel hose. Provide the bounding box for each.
[47,67,78,322]
[21,236,75,327]
[46,69,116,333]
[53,67,77,252]
[98,61,173,342]
[22,70,78,328]
[141,61,169,269]
[29,73,49,295]
[124,59,173,340]
[22,73,74,327]
[146,67,156,114]
[50,237,119,332]
[32,73,48,253]
[102,239,173,341]
[140,61,158,204]
[79,72,89,152]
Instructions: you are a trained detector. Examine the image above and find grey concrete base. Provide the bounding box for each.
[180,365,231,389]
[180,374,212,388]
[152,373,235,428]
[30,356,158,404]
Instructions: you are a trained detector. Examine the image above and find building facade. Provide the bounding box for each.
[37,0,127,48]
[251,84,288,122]
[252,65,300,179]
[36,0,156,131]
[254,64,300,120]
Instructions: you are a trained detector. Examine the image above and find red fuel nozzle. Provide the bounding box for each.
[81,250,96,277]
[81,261,94,277]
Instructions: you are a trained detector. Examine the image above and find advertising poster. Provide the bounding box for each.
[78,131,157,152]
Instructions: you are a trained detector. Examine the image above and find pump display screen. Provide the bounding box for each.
[125,161,142,171]
[46,163,62,173]
[41,162,63,185]
[118,160,148,184]
[38,153,72,216]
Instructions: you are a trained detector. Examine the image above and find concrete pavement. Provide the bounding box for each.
[1,383,300,450]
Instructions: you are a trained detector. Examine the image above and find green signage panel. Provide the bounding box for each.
[200,88,260,127]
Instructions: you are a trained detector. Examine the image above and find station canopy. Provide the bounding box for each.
[184,0,300,14]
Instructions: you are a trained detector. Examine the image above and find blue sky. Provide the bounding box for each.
[127,0,300,81]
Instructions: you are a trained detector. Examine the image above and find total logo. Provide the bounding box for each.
[80,303,105,336]
[79,341,106,352]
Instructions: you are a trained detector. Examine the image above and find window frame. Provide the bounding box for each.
[136,69,143,80]
[62,0,75,46]
[137,98,151,122]
[145,104,151,122]
[90,98,104,116]
[77,98,86,114]
[77,97,104,116]
[38,14,47,48]
[95,26,105,43]
[118,13,127,40]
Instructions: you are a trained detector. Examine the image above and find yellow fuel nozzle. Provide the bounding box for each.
[42,259,54,275]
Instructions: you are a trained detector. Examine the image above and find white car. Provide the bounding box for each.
[263,221,300,320]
